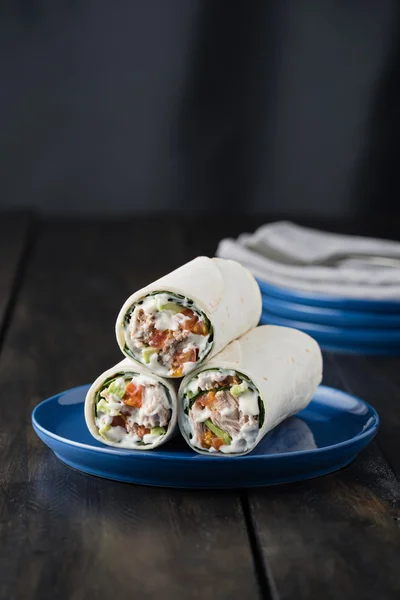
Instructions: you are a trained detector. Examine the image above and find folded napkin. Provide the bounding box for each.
[216,221,400,300]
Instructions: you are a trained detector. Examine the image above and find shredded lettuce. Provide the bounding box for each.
[204,419,232,445]
[97,399,111,414]
[258,398,265,428]
[230,382,248,397]
[97,399,122,418]
[98,423,111,438]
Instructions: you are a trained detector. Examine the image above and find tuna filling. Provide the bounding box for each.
[182,369,264,454]
[123,291,213,377]
[95,371,172,447]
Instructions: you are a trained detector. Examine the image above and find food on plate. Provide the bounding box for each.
[115,256,262,377]
[85,359,177,449]
[179,325,322,455]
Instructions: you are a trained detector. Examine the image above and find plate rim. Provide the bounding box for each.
[32,384,380,462]
[256,277,400,311]
[260,310,400,340]
[261,294,400,325]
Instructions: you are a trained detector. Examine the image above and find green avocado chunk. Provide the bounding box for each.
[158,301,183,314]
[204,419,232,446]
[150,426,166,436]
[142,347,158,364]
[230,382,248,397]
[108,379,126,399]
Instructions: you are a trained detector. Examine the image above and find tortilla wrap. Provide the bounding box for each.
[115,256,262,378]
[178,325,322,456]
[85,359,178,449]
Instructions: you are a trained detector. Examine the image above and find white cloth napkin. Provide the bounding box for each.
[216,221,400,300]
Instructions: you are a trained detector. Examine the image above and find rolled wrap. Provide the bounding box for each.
[85,359,178,449]
[178,325,323,456]
[115,256,262,378]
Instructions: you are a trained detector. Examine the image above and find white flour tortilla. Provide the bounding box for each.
[115,257,262,377]
[178,325,323,456]
[85,359,178,449]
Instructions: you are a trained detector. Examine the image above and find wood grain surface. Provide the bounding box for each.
[247,356,400,600]
[0,220,261,600]
[330,354,400,480]
[0,215,399,600]
[0,213,32,346]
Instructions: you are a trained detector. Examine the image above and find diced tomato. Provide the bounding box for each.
[170,366,183,377]
[181,308,197,329]
[181,309,209,336]
[123,381,144,408]
[200,428,223,450]
[123,396,142,409]
[171,348,198,376]
[196,390,216,409]
[125,381,137,395]
[200,429,213,449]
[111,415,127,430]
[211,437,224,451]
[179,347,197,364]
[191,319,209,336]
[150,329,170,349]
[136,425,151,439]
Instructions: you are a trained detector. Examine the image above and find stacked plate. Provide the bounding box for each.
[257,278,400,355]
[216,222,400,355]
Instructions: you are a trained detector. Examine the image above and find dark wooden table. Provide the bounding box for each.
[1,212,399,600]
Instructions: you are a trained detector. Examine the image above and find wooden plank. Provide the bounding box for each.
[0,219,262,600]
[0,212,32,340]
[248,445,400,600]
[329,353,400,481]
[246,354,400,600]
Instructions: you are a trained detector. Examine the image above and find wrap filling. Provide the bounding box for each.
[95,371,172,447]
[182,369,264,454]
[123,291,213,376]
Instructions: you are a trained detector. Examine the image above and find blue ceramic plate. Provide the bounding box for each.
[314,344,400,356]
[32,384,378,488]
[262,295,400,329]
[257,278,400,313]
[260,311,400,349]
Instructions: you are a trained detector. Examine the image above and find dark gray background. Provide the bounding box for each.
[1,0,399,216]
